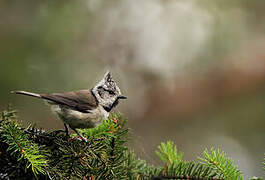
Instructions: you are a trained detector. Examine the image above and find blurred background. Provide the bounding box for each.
[1,0,265,178]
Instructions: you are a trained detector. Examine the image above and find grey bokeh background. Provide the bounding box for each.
[1,0,265,178]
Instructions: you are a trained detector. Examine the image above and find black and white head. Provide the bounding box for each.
[92,71,127,111]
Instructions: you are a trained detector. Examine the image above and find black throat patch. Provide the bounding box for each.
[103,98,119,112]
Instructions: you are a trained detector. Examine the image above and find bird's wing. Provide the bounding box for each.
[41,90,98,113]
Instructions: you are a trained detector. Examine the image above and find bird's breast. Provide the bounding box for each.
[50,105,109,129]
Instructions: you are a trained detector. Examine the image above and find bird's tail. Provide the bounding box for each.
[11,90,41,98]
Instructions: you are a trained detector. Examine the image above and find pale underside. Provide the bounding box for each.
[50,103,109,129]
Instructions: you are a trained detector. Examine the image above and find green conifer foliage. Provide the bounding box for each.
[0,107,264,180]
[0,106,47,179]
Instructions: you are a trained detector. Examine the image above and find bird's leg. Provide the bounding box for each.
[72,128,87,142]
[53,123,69,137]
[64,123,69,136]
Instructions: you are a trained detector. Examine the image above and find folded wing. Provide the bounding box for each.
[41,90,98,113]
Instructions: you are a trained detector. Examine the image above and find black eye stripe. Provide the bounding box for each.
[103,88,115,95]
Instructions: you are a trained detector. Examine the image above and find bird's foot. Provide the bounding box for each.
[75,136,88,142]
[71,128,88,142]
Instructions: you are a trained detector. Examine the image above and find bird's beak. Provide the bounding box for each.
[118,95,127,99]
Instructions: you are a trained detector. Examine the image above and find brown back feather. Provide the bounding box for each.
[41,90,98,113]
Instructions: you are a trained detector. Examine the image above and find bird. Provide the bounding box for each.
[11,71,127,141]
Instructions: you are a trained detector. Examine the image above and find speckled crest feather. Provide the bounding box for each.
[92,71,123,110]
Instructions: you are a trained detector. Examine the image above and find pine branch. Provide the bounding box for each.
[0,107,48,177]
[153,176,223,180]
[151,141,218,180]
[0,107,263,179]
[199,148,243,180]
[156,141,183,165]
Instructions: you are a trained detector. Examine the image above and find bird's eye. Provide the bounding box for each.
[105,89,115,95]
[102,87,115,96]
[108,90,115,95]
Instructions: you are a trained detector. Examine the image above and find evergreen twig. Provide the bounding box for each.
[0,107,263,179]
[0,107,47,177]
[199,148,243,180]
